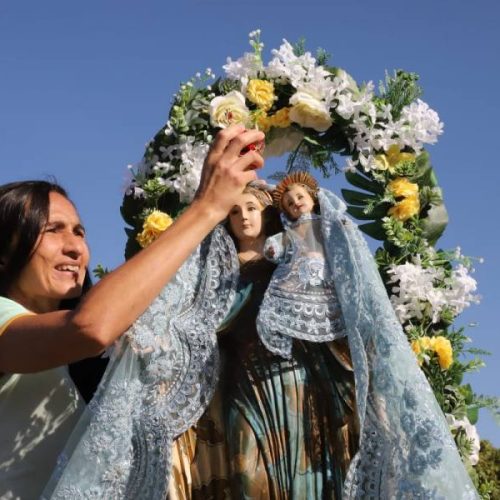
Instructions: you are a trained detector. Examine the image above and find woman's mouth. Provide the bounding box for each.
[55,264,80,279]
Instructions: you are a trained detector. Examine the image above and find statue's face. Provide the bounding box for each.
[228,192,264,243]
[282,184,315,220]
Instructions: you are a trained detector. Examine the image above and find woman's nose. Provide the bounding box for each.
[62,233,84,258]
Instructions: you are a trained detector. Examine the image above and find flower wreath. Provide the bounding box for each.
[121,31,496,477]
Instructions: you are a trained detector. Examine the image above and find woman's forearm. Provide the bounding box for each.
[72,198,220,346]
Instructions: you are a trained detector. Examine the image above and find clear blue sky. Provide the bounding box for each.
[1,0,498,444]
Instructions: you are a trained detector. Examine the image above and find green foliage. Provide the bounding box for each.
[378,70,423,120]
[315,47,330,67]
[474,440,500,499]
[92,264,110,280]
[292,37,306,56]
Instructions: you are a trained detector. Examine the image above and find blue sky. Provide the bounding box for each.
[1,0,498,444]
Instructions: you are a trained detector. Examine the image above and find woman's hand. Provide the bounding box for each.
[195,125,265,223]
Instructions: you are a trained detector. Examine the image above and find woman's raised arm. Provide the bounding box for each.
[0,126,264,373]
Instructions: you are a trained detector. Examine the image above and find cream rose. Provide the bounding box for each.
[209,90,251,128]
[289,91,333,132]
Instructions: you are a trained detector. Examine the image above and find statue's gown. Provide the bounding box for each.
[168,257,358,499]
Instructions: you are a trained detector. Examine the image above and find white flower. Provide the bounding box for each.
[163,137,210,203]
[209,90,251,128]
[387,258,480,324]
[164,120,174,136]
[289,91,333,132]
[443,264,481,315]
[264,128,304,158]
[265,40,341,105]
[223,52,262,81]
[395,99,444,151]
[446,414,480,465]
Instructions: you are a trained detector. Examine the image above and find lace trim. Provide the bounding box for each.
[45,226,239,500]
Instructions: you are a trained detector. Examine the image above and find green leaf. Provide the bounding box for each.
[467,406,479,425]
[120,194,145,227]
[124,227,137,238]
[358,221,386,240]
[124,234,142,260]
[346,203,390,220]
[341,188,379,206]
[345,170,384,195]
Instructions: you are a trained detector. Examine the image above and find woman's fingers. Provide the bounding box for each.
[194,126,266,221]
[224,129,265,159]
[232,150,265,173]
[208,124,246,158]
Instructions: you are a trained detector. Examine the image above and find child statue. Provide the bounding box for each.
[256,171,347,358]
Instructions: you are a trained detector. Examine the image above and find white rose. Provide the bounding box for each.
[209,90,251,128]
[289,91,333,132]
[263,128,304,158]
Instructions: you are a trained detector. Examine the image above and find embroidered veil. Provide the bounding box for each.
[42,189,478,499]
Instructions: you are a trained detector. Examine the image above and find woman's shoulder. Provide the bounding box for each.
[0,296,33,335]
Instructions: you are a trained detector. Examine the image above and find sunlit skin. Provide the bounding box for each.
[228,192,266,261]
[8,192,90,313]
[282,184,315,220]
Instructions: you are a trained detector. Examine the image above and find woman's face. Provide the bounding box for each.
[9,192,90,312]
[228,192,265,244]
[282,184,315,220]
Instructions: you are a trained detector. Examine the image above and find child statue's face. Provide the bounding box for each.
[282,184,315,220]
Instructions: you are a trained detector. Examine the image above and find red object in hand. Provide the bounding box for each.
[240,141,265,155]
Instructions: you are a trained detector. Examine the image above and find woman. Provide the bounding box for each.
[0,125,265,499]
[168,183,359,499]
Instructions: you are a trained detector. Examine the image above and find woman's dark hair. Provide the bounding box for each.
[0,180,91,298]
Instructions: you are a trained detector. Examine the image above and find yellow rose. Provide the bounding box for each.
[209,90,251,128]
[375,144,416,173]
[136,210,173,248]
[388,194,420,221]
[246,79,275,111]
[411,339,422,355]
[270,107,291,128]
[255,112,272,132]
[412,336,432,366]
[388,178,419,198]
[289,91,333,132]
[433,336,453,370]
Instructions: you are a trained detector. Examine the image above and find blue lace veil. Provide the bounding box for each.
[42,226,240,499]
[42,190,478,499]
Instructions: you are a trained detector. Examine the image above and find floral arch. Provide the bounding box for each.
[121,31,495,485]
